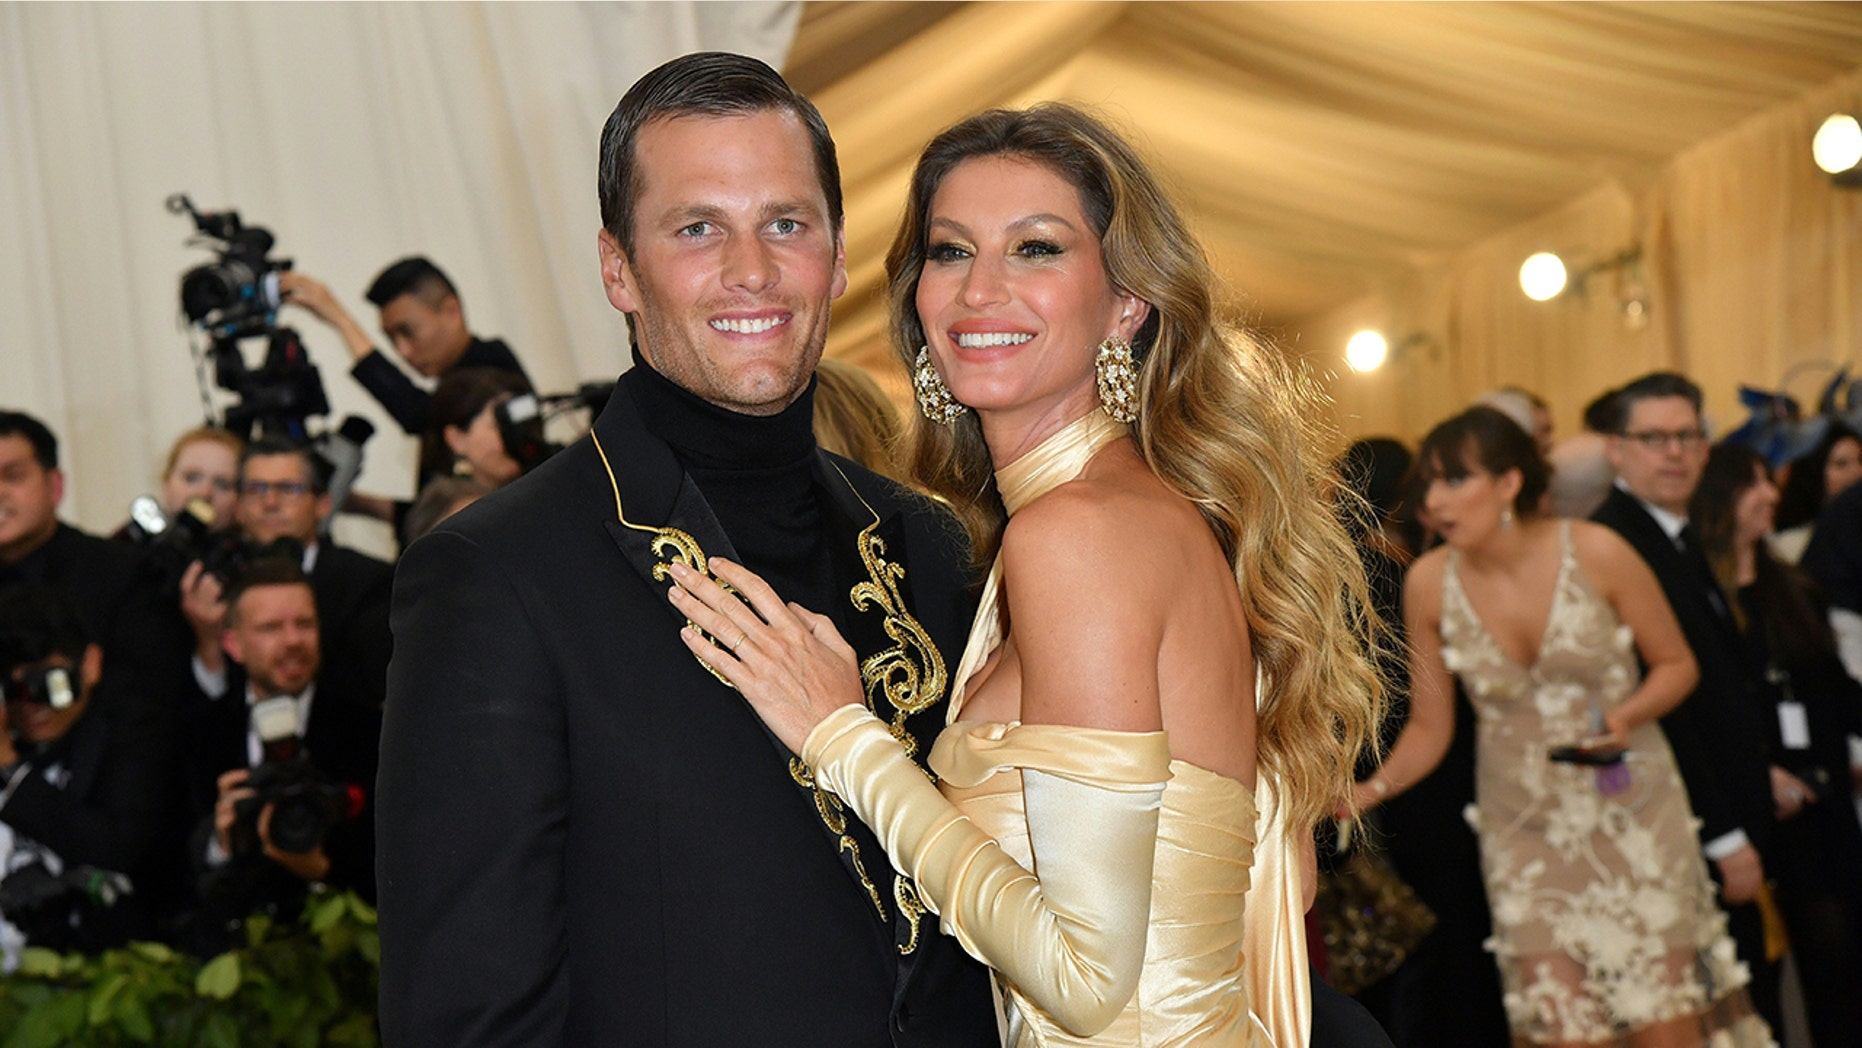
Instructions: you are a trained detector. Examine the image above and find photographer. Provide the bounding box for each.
[0,410,189,717]
[180,438,393,710]
[187,559,378,934]
[0,585,175,965]
[278,257,527,436]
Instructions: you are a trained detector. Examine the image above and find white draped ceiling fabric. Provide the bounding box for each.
[1,1,799,535]
[788,2,1862,446]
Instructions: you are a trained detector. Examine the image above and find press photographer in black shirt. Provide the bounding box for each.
[0,585,175,958]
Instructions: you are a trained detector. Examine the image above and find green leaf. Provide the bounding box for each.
[87,972,130,1026]
[118,995,155,1043]
[128,941,177,964]
[15,948,63,978]
[344,895,378,927]
[308,894,346,933]
[196,953,243,1000]
[356,930,380,966]
[244,913,272,945]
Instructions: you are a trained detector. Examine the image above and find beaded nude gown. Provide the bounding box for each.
[1439,522,1773,1047]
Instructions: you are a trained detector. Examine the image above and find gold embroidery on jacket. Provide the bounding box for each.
[894,878,927,956]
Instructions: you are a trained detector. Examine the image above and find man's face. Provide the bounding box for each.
[1606,395,1708,516]
[236,454,328,546]
[598,109,847,416]
[223,583,320,698]
[380,293,468,378]
[4,645,98,746]
[0,435,61,565]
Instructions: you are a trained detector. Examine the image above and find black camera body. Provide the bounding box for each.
[125,499,304,597]
[228,754,351,858]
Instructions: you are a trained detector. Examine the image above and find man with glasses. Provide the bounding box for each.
[1591,371,1780,1028]
[180,438,393,711]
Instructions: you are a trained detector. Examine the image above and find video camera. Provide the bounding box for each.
[494,382,614,474]
[169,195,375,518]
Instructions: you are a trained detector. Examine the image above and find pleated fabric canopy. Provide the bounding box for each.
[789,2,1862,442]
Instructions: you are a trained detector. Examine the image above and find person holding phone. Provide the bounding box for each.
[1350,407,1772,1048]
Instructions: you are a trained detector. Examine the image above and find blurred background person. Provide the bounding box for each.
[1770,423,1862,565]
[401,476,492,547]
[418,367,533,495]
[1356,406,1770,1047]
[155,427,244,531]
[1693,443,1862,1048]
[1545,432,1615,520]
[810,357,907,481]
[0,585,177,965]
[1475,386,1554,457]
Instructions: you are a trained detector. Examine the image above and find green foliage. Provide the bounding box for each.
[0,890,379,1048]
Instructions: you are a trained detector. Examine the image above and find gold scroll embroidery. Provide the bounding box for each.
[893,878,927,956]
[792,759,887,919]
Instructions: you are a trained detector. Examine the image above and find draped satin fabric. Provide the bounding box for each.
[932,408,1310,1046]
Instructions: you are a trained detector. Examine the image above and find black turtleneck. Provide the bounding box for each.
[623,354,836,619]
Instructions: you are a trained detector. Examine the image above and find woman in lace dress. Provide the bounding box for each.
[1352,407,1771,1047]
[668,104,1385,1046]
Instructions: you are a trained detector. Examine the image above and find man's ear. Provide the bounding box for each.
[598,228,641,315]
[829,228,848,301]
[80,643,103,692]
[222,623,244,668]
[315,492,333,526]
[49,467,65,508]
[1603,436,1625,472]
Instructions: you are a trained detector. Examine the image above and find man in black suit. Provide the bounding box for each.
[0,411,190,716]
[185,559,379,951]
[376,53,996,1047]
[179,438,394,710]
[1589,371,1780,1025]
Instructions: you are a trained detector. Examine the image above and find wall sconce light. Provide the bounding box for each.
[1345,330,1434,373]
[1814,113,1862,186]
[1518,246,1643,304]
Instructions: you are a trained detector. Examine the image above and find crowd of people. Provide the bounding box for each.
[1339,374,1862,1048]
[4,46,1859,1048]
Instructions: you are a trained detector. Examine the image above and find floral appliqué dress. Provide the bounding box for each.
[1439,522,1773,1046]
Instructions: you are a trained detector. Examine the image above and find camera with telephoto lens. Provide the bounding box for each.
[123,497,304,597]
[0,664,76,711]
[226,697,357,858]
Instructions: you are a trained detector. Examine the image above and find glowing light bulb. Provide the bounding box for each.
[1813,114,1862,175]
[1346,330,1389,373]
[1520,252,1568,302]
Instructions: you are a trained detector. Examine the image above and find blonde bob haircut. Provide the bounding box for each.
[885,103,1386,828]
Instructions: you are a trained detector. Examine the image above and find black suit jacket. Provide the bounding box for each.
[352,336,529,436]
[377,382,996,1048]
[1591,487,1774,853]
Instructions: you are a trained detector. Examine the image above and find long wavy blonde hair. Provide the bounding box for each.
[886,104,1386,828]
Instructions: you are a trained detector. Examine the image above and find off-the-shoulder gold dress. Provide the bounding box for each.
[803,410,1306,1047]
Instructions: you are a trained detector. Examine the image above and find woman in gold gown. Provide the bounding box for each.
[669,104,1383,1046]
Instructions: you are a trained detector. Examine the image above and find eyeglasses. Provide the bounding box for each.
[241,480,312,498]
[1620,429,1707,451]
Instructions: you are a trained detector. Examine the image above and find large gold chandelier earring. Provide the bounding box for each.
[913,345,968,425]
[1095,335,1139,423]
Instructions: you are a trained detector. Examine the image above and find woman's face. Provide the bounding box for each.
[1421,456,1520,551]
[914,155,1146,439]
[1824,436,1862,501]
[1733,463,1780,548]
[160,439,240,526]
[446,398,522,487]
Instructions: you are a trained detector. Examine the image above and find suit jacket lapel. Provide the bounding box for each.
[588,379,740,625]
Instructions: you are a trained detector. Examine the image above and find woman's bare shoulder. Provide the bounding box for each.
[1403,545,1449,614]
[999,471,1205,611]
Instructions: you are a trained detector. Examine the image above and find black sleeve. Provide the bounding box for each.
[376,530,570,1047]
[1655,692,1744,847]
[0,706,174,874]
[351,350,430,435]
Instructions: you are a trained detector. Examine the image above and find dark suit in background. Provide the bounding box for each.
[352,336,528,436]
[377,369,995,1047]
[1591,486,1778,1019]
[307,544,394,710]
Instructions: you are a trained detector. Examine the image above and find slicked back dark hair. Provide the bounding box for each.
[0,411,58,470]
[1612,371,1702,432]
[0,584,89,673]
[597,51,842,257]
[366,257,458,309]
[1415,406,1551,515]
